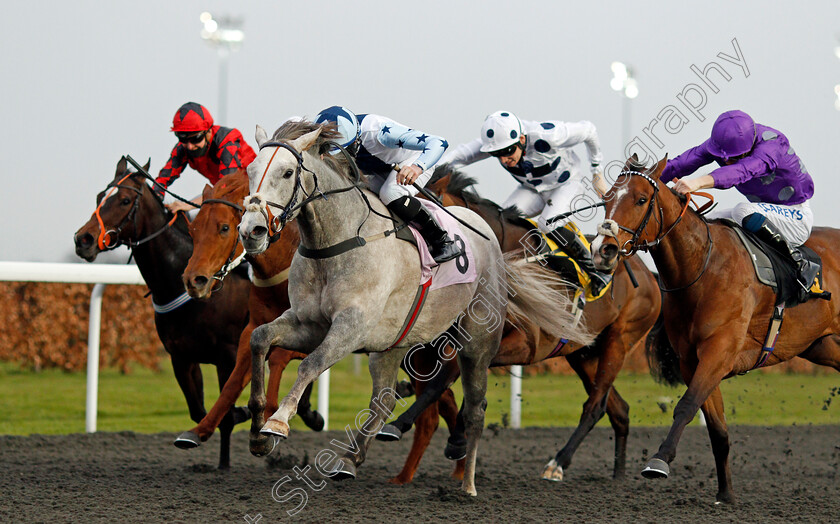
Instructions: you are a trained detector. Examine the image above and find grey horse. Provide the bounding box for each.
[237,120,592,496]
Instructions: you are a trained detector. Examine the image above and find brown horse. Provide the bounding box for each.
[175,170,324,449]
[381,167,665,484]
[73,157,252,469]
[591,156,840,504]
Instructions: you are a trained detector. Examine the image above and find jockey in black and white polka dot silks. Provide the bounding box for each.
[441,110,611,296]
[441,111,605,233]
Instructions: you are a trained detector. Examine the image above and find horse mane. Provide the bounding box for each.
[431,164,503,211]
[212,169,250,199]
[270,120,351,178]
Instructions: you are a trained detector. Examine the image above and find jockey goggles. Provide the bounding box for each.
[488,143,519,158]
[176,131,207,144]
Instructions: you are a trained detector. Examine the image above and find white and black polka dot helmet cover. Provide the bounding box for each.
[479,110,522,153]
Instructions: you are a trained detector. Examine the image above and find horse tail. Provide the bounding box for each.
[644,276,683,386]
[501,253,595,346]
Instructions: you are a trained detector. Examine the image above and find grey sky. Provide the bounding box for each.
[3,1,840,262]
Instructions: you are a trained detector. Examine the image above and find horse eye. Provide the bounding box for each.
[283,169,294,179]
[220,224,230,233]
[636,197,647,206]
[121,197,132,205]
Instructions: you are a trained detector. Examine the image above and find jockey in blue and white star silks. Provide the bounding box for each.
[315,106,462,263]
[441,110,612,295]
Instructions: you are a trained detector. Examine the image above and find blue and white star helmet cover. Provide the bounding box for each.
[315,106,360,149]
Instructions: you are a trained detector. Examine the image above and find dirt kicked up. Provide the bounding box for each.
[1,425,837,523]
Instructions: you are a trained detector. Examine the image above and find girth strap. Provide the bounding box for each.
[386,278,433,351]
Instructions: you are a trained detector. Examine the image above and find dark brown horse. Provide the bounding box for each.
[381,168,665,484]
[176,170,323,449]
[73,157,252,469]
[592,156,840,503]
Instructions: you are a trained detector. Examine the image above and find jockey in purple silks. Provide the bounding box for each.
[663,109,819,289]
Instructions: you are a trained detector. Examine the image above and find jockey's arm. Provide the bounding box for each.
[438,138,488,168]
[661,140,716,183]
[378,123,449,185]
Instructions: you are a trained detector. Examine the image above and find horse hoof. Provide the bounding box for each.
[444,441,467,461]
[231,406,251,425]
[641,458,670,479]
[395,380,415,399]
[173,431,201,450]
[260,419,290,439]
[301,411,325,432]
[376,424,403,442]
[330,459,357,480]
[250,435,280,457]
[541,459,564,482]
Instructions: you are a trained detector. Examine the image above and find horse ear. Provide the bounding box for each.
[255,125,269,148]
[143,158,151,172]
[290,127,322,153]
[117,156,127,175]
[651,154,669,179]
[202,184,214,200]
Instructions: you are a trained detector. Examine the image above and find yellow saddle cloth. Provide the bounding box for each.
[525,219,612,302]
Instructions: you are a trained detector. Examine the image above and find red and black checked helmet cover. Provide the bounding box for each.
[171,102,214,132]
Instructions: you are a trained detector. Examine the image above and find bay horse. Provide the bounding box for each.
[237,120,593,496]
[591,156,840,504]
[175,170,327,450]
[380,167,665,484]
[73,157,252,469]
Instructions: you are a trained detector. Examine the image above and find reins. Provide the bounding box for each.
[199,198,248,288]
[603,170,715,293]
[252,139,407,258]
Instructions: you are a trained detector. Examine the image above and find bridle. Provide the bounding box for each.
[92,171,180,251]
[600,169,714,293]
[248,139,398,253]
[199,197,247,288]
[250,140,368,244]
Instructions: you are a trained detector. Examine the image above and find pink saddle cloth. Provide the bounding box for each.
[408,200,478,291]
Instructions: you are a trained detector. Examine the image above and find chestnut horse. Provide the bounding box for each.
[381,168,665,484]
[73,157,252,469]
[175,170,324,450]
[591,156,840,504]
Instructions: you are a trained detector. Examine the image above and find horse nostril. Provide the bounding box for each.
[75,233,93,248]
[192,275,209,288]
[600,243,618,259]
[251,226,267,238]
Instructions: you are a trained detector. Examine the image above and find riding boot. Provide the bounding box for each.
[548,225,612,296]
[387,195,464,264]
[742,213,820,295]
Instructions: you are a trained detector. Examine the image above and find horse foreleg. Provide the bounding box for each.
[701,386,734,504]
[263,309,365,441]
[389,375,442,484]
[334,348,408,480]
[265,348,295,419]
[642,339,732,481]
[544,336,627,481]
[180,323,255,447]
[457,352,491,497]
[214,358,237,470]
[379,352,460,439]
[437,388,466,480]
[248,312,324,457]
[171,358,206,423]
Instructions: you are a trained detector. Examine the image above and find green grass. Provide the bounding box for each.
[0,359,837,436]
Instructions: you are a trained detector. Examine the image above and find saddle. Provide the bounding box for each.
[719,219,829,307]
